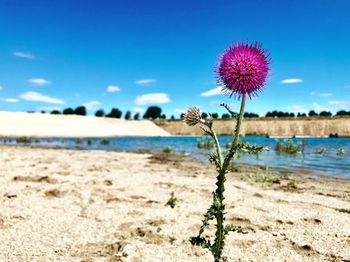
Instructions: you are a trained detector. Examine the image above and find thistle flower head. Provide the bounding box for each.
[184,107,202,126]
[215,41,270,98]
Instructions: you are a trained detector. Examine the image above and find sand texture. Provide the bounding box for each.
[0,111,169,137]
[0,146,349,261]
[155,117,350,137]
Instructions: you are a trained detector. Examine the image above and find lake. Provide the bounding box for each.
[1,136,349,178]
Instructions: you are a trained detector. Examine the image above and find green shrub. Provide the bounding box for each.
[337,147,345,156]
[253,166,282,183]
[197,140,213,149]
[15,136,32,144]
[315,147,326,155]
[275,139,302,155]
[163,146,172,153]
[100,139,110,145]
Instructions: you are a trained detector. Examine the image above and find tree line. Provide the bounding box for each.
[48,106,169,120]
[45,106,350,120]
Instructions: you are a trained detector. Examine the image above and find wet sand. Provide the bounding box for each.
[0,146,349,261]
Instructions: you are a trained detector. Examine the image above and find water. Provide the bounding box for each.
[1,136,349,178]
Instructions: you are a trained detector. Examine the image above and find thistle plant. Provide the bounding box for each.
[185,42,270,261]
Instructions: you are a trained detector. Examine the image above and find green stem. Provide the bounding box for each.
[233,94,246,146]
[211,128,223,168]
[213,93,247,261]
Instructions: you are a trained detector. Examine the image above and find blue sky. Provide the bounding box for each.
[0,0,349,117]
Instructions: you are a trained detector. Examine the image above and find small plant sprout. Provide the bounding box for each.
[165,192,177,208]
[185,41,270,261]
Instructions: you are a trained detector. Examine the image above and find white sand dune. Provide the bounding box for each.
[0,111,169,137]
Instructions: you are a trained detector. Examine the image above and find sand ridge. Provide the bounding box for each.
[0,146,349,261]
[0,111,170,137]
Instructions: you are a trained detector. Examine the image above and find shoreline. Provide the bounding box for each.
[1,142,349,181]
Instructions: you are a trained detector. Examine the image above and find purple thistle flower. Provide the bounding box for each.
[215,41,270,98]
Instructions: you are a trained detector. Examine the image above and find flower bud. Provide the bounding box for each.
[184,107,202,126]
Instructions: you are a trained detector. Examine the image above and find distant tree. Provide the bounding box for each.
[125,111,132,120]
[106,108,122,118]
[143,106,162,119]
[171,115,175,120]
[95,109,105,117]
[297,112,307,117]
[51,110,61,115]
[211,113,219,119]
[201,112,208,119]
[336,110,349,116]
[41,110,46,114]
[308,110,318,117]
[133,112,140,120]
[74,106,87,116]
[320,111,332,117]
[265,112,273,117]
[222,113,230,119]
[160,114,166,119]
[63,108,74,115]
[277,111,285,118]
[180,113,185,119]
[244,112,259,118]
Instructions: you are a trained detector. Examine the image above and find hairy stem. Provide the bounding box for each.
[213,93,246,261]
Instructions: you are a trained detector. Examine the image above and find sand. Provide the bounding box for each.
[0,146,349,261]
[0,111,170,137]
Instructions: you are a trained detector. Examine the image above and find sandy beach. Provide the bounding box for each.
[0,111,170,137]
[0,145,349,261]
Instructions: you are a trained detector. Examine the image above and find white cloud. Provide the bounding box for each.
[319,93,332,97]
[35,106,60,112]
[210,100,221,106]
[135,79,157,86]
[287,104,307,114]
[13,51,35,59]
[106,85,121,93]
[132,107,145,114]
[312,102,330,112]
[135,93,170,105]
[200,87,223,97]
[311,92,332,97]
[328,100,348,108]
[27,78,51,87]
[0,98,19,103]
[83,101,101,110]
[19,91,65,104]
[280,78,303,84]
[174,108,186,114]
